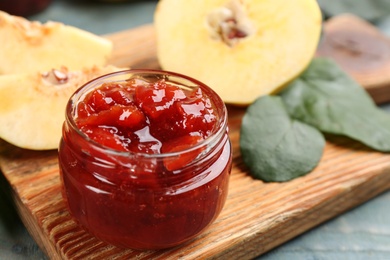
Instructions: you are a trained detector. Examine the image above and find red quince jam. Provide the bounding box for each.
[58,72,232,250]
[75,79,216,169]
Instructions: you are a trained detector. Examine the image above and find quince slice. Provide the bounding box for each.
[0,11,113,74]
[155,0,322,105]
[0,66,123,150]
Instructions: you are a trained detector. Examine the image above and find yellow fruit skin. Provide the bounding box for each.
[155,0,322,105]
[0,66,122,150]
[0,11,113,74]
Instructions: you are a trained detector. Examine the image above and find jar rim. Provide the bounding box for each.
[65,69,228,159]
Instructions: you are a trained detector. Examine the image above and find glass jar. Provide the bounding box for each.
[58,69,232,250]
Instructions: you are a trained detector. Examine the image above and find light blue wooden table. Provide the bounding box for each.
[0,0,389,259]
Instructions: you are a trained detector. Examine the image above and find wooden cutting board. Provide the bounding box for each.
[2,18,390,260]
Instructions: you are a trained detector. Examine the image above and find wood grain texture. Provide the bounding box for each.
[1,20,390,259]
[317,14,390,104]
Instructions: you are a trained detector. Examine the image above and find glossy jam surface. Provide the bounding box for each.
[75,79,217,170]
[58,71,232,250]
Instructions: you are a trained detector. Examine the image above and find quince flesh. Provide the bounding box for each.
[155,0,322,105]
[0,10,112,74]
[0,66,123,150]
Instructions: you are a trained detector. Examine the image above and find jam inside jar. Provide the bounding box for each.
[58,70,232,250]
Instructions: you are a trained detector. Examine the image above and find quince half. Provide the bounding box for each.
[0,11,112,74]
[155,0,322,105]
[0,66,122,150]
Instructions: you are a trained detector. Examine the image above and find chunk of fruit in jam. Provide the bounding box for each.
[75,79,217,170]
[162,135,204,171]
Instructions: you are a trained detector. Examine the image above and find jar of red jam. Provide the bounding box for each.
[58,69,232,250]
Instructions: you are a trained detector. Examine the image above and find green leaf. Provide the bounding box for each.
[280,58,390,152]
[317,0,390,21]
[240,95,325,182]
